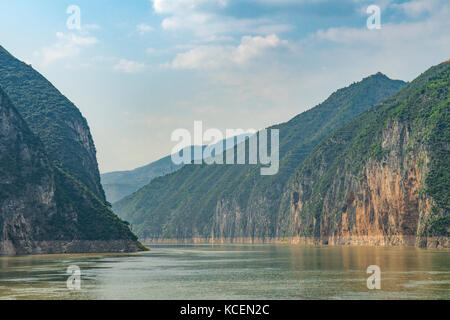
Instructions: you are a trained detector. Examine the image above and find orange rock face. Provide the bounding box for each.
[288,121,446,248]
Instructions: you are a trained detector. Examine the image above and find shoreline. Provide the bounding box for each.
[0,240,146,257]
[143,235,450,249]
[1,236,448,257]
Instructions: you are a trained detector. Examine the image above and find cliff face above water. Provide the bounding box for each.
[277,62,449,248]
[114,73,408,243]
[0,86,57,254]
[0,45,105,202]
[0,47,144,256]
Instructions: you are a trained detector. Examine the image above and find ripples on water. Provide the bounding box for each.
[0,245,449,300]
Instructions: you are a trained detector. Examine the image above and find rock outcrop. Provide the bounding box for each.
[0,45,105,202]
[0,46,145,256]
[277,61,450,248]
[116,62,449,248]
[114,72,409,244]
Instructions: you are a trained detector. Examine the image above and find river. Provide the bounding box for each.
[0,244,448,299]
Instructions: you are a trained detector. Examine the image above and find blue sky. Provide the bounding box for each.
[0,0,449,172]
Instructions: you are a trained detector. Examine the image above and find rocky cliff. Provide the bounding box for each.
[0,45,105,202]
[0,46,145,255]
[277,61,449,248]
[115,73,407,243]
[0,87,144,255]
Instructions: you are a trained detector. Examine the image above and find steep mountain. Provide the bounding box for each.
[114,73,407,241]
[276,61,450,248]
[0,87,144,255]
[102,138,247,203]
[0,45,105,202]
[102,156,182,204]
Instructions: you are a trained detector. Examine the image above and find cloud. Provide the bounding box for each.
[315,3,450,46]
[87,0,450,173]
[153,0,226,14]
[35,32,98,65]
[392,0,441,17]
[137,23,155,34]
[151,0,293,38]
[234,34,286,63]
[113,59,148,73]
[306,0,450,86]
[82,24,101,31]
[171,34,287,69]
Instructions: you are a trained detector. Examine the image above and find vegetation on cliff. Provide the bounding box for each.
[0,47,143,255]
[0,45,105,201]
[114,73,407,241]
[277,61,449,245]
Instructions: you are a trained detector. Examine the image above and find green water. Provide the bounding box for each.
[0,244,449,300]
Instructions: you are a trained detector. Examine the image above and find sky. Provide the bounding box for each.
[0,0,449,173]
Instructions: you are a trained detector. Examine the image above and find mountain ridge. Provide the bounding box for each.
[102,136,252,203]
[0,45,106,202]
[275,61,450,248]
[114,72,407,242]
[0,46,144,255]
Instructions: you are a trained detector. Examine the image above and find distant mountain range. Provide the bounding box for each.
[102,154,184,204]
[0,45,144,255]
[114,70,449,246]
[101,136,249,203]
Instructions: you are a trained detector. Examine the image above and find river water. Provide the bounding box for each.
[0,244,448,300]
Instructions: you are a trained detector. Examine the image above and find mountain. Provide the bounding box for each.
[276,61,450,248]
[0,45,105,202]
[102,156,182,204]
[102,137,249,203]
[0,87,145,255]
[0,46,144,255]
[114,73,407,241]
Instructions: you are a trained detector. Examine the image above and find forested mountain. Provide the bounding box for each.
[277,61,450,248]
[102,138,247,203]
[0,47,144,255]
[114,72,407,242]
[102,156,183,204]
[0,45,105,201]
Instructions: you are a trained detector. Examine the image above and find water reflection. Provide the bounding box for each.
[0,245,448,300]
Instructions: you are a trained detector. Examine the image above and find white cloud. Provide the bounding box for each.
[114,59,148,73]
[309,0,450,84]
[151,0,293,38]
[137,23,155,34]
[171,34,287,69]
[234,34,285,63]
[35,32,98,65]
[172,46,225,69]
[56,32,97,46]
[315,5,450,46]
[153,0,226,14]
[392,0,440,17]
[82,24,101,31]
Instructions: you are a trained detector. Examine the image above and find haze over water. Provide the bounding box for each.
[0,245,449,300]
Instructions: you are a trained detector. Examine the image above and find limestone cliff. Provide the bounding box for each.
[115,73,408,242]
[0,45,105,202]
[278,61,449,248]
[117,63,448,248]
[0,75,143,256]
